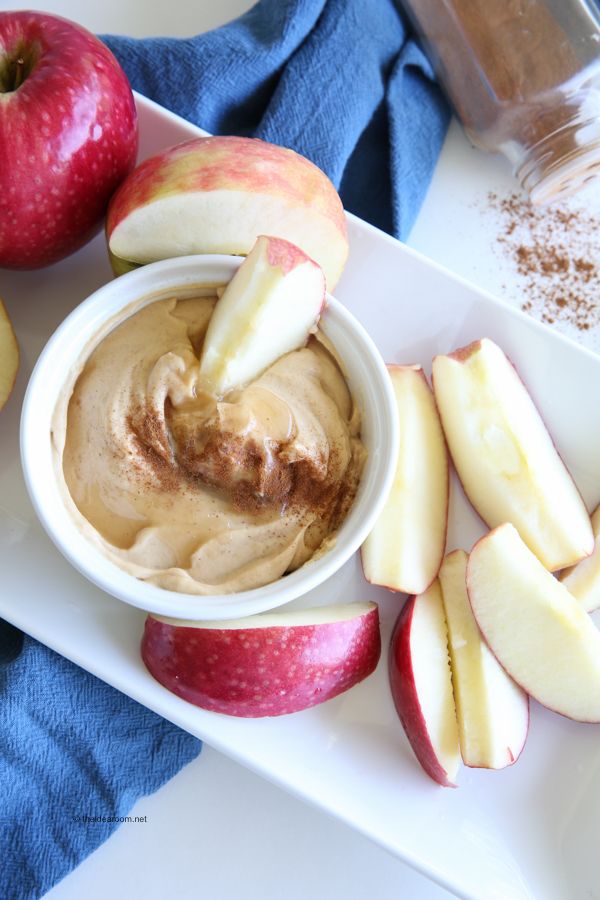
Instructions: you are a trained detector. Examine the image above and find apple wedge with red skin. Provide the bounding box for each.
[560,502,600,613]
[199,235,325,397]
[142,602,380,717]
[0,300,19,410]
[106,135,348,289]
[361,365,448,595]
[467,523,600,723]
[389,582,460,787]
[439,550,529,769]
[432,338,593,572]
[0,10,137,269]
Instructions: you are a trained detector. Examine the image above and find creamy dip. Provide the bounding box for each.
[57,295,366,594]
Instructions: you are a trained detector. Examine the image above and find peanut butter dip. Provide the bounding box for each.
[58,295,365,594]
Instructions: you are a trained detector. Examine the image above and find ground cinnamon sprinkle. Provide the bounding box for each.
[127,406,183,494]
[128,398,357,529]
[489,192,600,332]
[176,428,346,521]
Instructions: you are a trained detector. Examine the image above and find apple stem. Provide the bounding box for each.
[13,57,25,91]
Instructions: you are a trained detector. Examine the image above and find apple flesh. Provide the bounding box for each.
[199,235,325,397]
[0,300,18,410]
[361,365,448,595]
[106,135,348,289]
[389,583,460,787]
[432,338,593,571]
[439,550,529,769]
[560,503,600,613]
[0,10,138,269]
[142,602,380,717]
[467,523,600,723]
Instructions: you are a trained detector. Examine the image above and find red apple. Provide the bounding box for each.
[560,502,600,613]
[438,550,529,769]
[432,338,593,571]
[361,364,448,595]
[199,235,326,396]
[389,584,461,787]
[142,602,380,717]
[0,11,138,269]
[467,523,600,723]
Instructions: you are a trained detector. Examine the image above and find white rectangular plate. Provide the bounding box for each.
[2,94,599,900]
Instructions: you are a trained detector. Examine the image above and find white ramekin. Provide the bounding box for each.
[20,255,398,620]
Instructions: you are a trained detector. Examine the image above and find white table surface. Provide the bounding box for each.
[3,2,599,899]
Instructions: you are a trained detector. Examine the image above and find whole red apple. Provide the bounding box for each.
[0,11,138,269]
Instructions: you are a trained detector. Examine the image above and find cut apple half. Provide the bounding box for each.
[389,582,460,787]
[142,601,380,717]
[106,136,349,289]
[467,523,600,723]
[560,503,600,612]
[439,549,529,769]
[198,235,325,397]
[361,365,448,595]
[0,299,19,411]
[432,338,593,571]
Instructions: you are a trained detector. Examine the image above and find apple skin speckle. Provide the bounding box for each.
[0,10,138,270]
[141,607,381,718]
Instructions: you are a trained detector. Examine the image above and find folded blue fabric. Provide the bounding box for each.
[0,623,201,900]
[1,5,450,898]
[103,0,450,239]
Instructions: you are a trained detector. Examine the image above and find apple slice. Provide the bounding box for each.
[432,338,593,571]
[106,135,348,289]
[142,602,380,717]
[0,300,19,410]
[467,523,600,723]
[439,550,529,769]
[560,503,600,612]
[198,235,325,397]
[361,365,448,595]
[389,582,460,787]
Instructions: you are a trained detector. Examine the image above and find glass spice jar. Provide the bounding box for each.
[400,0,600,204]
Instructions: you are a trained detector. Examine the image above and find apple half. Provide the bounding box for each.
[432,338,593,571]
[560,503,600,613]
[199,235,325,396]
[0,300,19,410]
[389,582,460,787]
[467,523,600,723]
[439,550,529,769]
[106,136,349,290]
[142,602,380,717]
[361,365,448,595]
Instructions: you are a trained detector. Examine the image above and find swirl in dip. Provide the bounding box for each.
[58,293,366,594]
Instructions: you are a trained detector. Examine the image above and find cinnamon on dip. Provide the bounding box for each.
[56,295,366,594]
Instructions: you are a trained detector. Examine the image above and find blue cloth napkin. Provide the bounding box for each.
[102,0,450,239]
[2,4,450,898]
[0,621,200,900]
